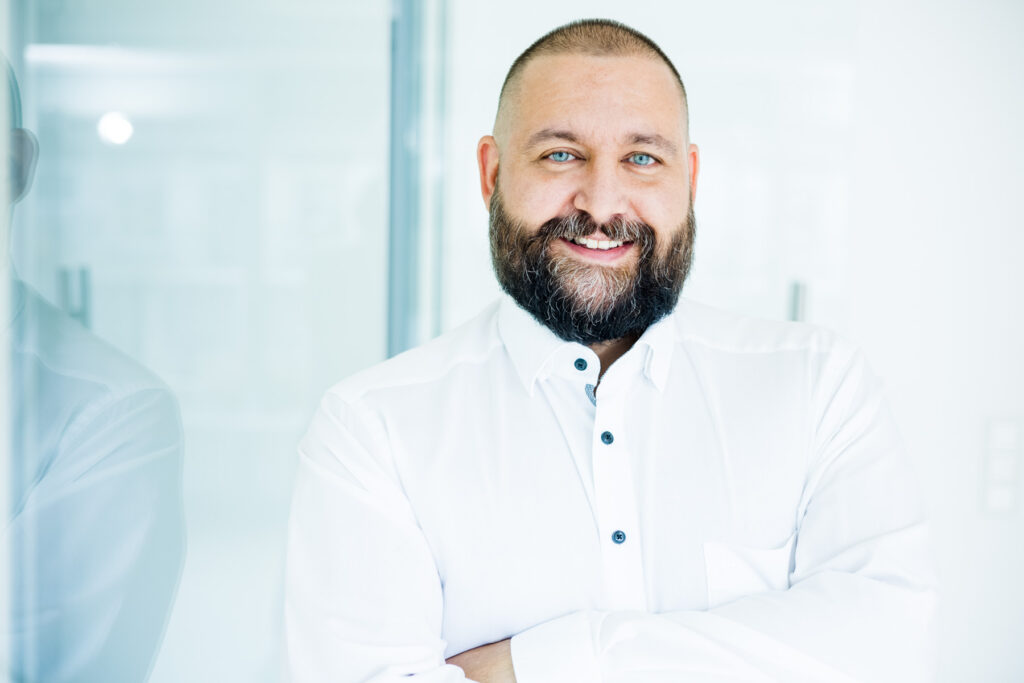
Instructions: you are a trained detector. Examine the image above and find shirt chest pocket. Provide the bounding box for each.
[702,531,796,608]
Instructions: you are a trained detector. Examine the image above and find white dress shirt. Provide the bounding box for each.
[285,295,937,683]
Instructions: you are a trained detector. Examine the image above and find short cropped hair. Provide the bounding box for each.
[497,19,688,130]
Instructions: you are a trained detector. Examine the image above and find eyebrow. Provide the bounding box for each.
[525,128,678,157]
[627,133,678,157]
[526,128,582,147]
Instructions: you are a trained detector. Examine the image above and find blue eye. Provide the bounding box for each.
[630,153,656,166]
[548,151,576,162]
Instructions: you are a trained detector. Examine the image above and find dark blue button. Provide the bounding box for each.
[612,530,626,544]
[574,358,587,371]
[601,431,614,445]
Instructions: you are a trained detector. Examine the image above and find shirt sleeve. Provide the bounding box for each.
[6,386,186,683]
[510,344,939,683]
[284,393,472,683]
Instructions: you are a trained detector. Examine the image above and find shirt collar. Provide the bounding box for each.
[496,294,676,395]
[632,306,675,393]
[497,295,578,396]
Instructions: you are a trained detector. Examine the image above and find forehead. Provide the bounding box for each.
[507,53,686,146]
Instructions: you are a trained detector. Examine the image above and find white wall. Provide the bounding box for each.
[440,1,1024,679]
[847,2,1024,679]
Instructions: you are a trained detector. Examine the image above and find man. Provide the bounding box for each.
[4,58,186,682]
[285,19,937,683]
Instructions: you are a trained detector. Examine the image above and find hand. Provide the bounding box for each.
[446,638,516,683]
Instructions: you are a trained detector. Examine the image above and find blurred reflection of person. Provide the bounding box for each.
[286,19,938,683]
[4,58,186,682]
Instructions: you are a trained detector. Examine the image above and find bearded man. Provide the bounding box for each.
[285,19,937,683]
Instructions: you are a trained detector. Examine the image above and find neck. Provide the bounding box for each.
[589,332,640,379]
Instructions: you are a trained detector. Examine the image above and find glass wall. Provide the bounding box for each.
[3,1,395,680]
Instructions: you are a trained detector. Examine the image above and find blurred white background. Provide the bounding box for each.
[2,0,1022,680]
[441,4,1024,678]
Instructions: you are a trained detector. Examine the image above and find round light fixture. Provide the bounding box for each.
[97,111,134,145]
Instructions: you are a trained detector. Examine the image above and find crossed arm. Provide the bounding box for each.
[446,640,515,683]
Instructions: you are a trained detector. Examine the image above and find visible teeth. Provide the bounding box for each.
[571,237,625,250]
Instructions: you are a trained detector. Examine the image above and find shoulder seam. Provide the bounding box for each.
[329,330,506,403]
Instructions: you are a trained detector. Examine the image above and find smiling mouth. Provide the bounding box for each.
[567,236,632,251]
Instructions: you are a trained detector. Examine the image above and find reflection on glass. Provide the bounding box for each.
[3,1,392,676]
[5,57,186,683]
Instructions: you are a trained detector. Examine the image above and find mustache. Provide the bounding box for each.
[532,211,656,257]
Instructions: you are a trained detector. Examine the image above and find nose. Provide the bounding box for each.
[572,159,629,226]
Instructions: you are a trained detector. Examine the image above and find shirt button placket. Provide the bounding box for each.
[591,386,645,610]
[577,357,597,406]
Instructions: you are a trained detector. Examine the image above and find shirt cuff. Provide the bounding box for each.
[510,610,603,683]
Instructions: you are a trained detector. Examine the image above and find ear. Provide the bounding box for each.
[687,143,700,202]
[477,135,499,210]
[9,128,39,204]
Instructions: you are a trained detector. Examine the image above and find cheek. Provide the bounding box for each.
[503,173,576,221]
[635,197,690,256]
[640,187,690,228]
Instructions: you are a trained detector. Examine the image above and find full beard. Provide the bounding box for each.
[489,185,695,345]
